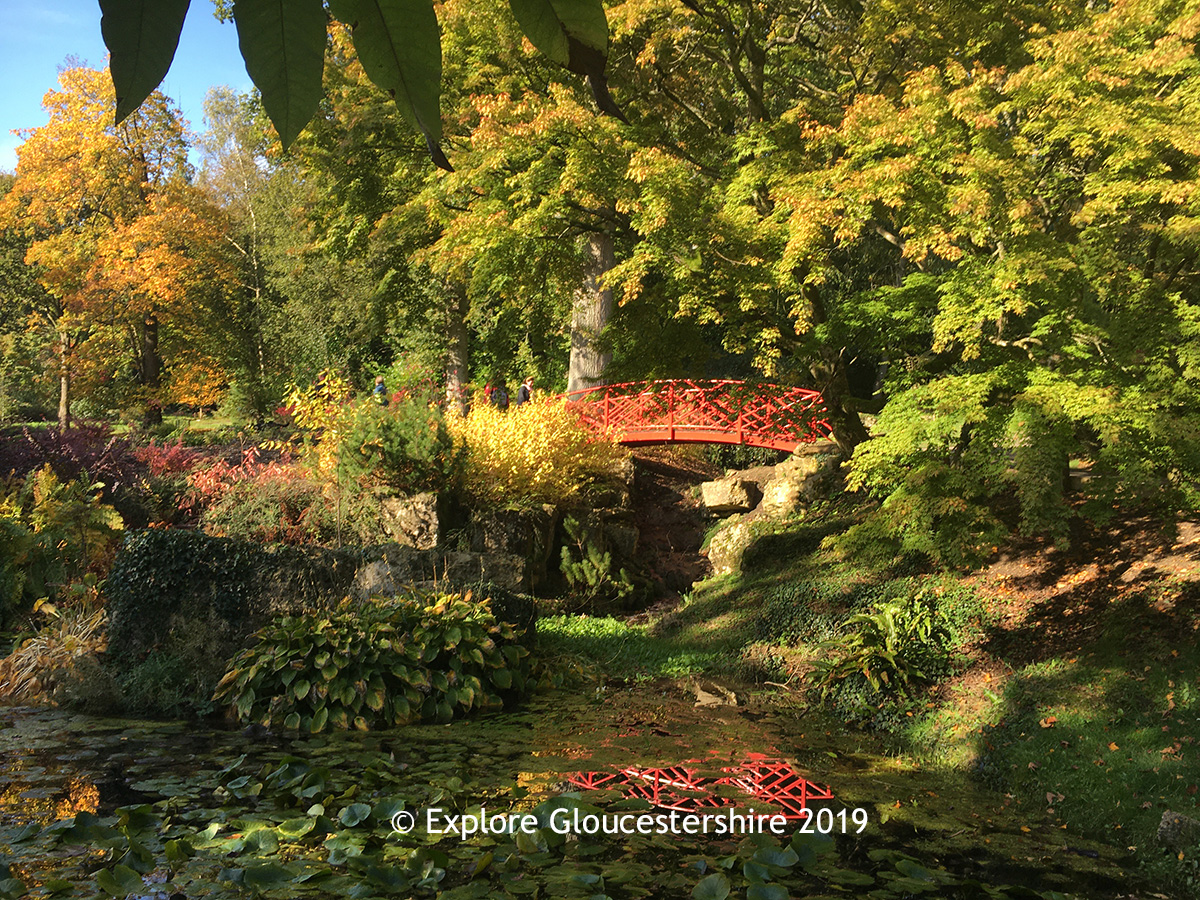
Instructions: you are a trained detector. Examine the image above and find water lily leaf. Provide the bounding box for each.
[822,868,875,886]
[164,838,194,862]
[742,861,771,883]
[516,828,550,855]
[243,863,293,889]
[340,802,373,827]
[96,863,143,897]
[244,828,280,853]
[747,885,788,900]
[894,859,938,883]
[791,830,835,869]
[9,822,40,842]
[692,872,730,900]
[752,845,799,869]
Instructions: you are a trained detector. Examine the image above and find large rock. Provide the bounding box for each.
[760,442,843,518]
[469,505,558,591]
[706,516,754,577]
[380,492,442,550]
[1158,811,1200,850]
[700,478,762,515]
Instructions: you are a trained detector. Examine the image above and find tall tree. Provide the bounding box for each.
[775,0,1200,560]
[0,66,234,426]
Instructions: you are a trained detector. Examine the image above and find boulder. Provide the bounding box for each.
[469,505,558,591]
[603,521,640,559]
[379,492,442,550]
[760,442,843,518]
[700,478,762,515]
[706,516,754,577]
[438,550,528,593]
[1158,811,1200,850]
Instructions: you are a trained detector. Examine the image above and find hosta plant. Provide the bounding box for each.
[213,590,531,733]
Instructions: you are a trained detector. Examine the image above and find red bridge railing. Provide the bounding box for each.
[566,755,835,820]
[565,379,832,451]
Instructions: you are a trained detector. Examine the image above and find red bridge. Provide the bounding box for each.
[566,379,832,451]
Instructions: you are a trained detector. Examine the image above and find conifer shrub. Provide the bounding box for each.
[213,590,532,732]
[339,398,462,493]
[448,399,627,506]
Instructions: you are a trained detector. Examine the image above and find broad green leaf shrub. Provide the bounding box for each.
[813,590,963,723]
[213,591,532,732]
[338,398,462,493]
[448,399,628,507]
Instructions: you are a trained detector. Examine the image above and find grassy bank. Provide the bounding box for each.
[581,500,1200,897]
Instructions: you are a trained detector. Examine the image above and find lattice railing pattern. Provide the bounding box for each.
[566,754,835,820]
[565,380,833,451]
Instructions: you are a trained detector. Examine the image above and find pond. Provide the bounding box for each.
[0,685,1136,899]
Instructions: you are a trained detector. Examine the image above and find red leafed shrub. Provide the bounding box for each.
[181,447,342,545]
[183,446,295,510]
[0,424,142,501]
[131,439,203,477]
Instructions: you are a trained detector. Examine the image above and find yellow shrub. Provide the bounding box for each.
[448,399,627,506]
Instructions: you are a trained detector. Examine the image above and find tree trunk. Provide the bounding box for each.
[810,348,870,454]
[142,309,162,426]
[444,286,470,415]
[801,279,868,454]
[567,230,615,394]
[57,330,71,431]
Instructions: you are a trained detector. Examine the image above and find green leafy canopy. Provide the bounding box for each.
[97,0,619,167]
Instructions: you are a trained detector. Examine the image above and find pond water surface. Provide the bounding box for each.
[0,685,1138,899]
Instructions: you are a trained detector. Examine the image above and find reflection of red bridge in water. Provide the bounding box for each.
[566,754,834,820]
[566,380,833,452]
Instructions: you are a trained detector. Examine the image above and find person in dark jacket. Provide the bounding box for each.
[515,376,534,406]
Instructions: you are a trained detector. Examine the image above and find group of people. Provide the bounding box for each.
[485,376,534,411]
[371,374,534,411]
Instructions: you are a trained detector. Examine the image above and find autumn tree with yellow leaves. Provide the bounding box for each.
[0,66,237,427]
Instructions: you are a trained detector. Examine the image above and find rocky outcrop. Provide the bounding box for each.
[700,478,762,515]
[1158,811,1200,850]
[468,505,559,592]
[379,492,443,550]
[706,516,754,577]
[760,442,843,519]
[105,531,538,669]
[698,441,844,581]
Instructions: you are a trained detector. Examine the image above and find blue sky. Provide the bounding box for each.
[1,0,253,172]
